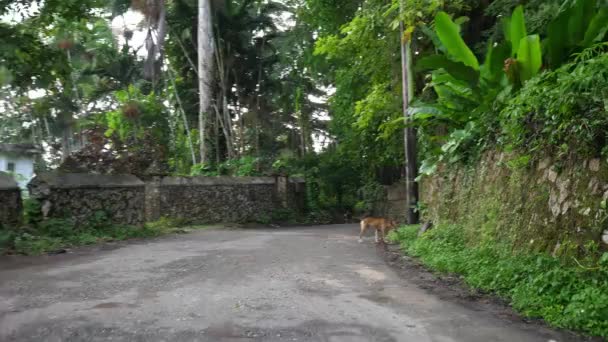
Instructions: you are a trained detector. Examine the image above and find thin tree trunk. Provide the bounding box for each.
[215,110,220,164]
[213,101,232,160]
[399,20,419,224]
[198,0,214,164]
[170,26,198,76]
[232,71,245,157]
[254,36,266,158]
[213,37,235,159]
[65,49,80,158]
[143,0,167,84]
[222,94,234,158]
[167,67,197,165]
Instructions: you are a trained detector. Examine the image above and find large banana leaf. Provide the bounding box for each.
[508,5,527,56]
[430,71,479,111]
[517,35,542,82]
[434,11,479,70]
[416,55,479,85]
[482,41,511,83]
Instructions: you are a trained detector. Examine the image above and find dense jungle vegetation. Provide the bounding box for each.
[3,0,608,216]
[2,0,608,337]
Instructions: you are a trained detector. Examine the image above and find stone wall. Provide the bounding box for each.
[150,176,304,224]
[0,173,22,228]
[418,152,608,252]
[29,173,305,226]
[28,173,145,226]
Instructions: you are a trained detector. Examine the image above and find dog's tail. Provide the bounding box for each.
[355,212,374,221]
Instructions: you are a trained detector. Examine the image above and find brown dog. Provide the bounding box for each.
[358,217,397,244]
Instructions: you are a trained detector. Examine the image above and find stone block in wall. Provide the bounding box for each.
[387,182,407,201]
[0,172,22,228]
[28,173,146,226]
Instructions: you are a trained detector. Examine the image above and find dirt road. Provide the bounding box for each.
[0,224,586,341]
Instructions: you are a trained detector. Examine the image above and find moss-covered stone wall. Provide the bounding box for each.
[420,152,608,255]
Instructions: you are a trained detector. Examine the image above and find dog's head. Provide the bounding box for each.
[387,219,398,231]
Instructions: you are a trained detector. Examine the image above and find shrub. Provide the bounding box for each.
[390,224,608,338]
[500,52,608,157]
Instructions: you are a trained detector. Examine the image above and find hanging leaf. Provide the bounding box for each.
[508,5,527,56]
[416,55,479,85]
[568,0,595,46]
[420,24,445,54]
[582,7,608,47]
[502,17,511,43]
[517,35,542,82]
[545,10,570,68]
[434,11,479,70]
[482,41,510,83]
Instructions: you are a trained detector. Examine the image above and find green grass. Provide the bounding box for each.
[388,224,608,338]
[0,216,217,256]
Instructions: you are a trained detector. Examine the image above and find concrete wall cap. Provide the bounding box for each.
[30,173,145,189]
[161,176,276,186]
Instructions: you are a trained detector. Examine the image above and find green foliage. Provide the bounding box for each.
[516,34,542,82]
[271,208,298,223]
[412,2,608,175]
[500,52,608,157]
[0,229,16,253]
[23,198,43,225]
[2,209,198,255]
[582,7,608,48]
[390,224,608,337]
[545,0,608,68]
[13,233,64,256]
[356,181,386,216]
[434,12,479,70]
[103,85,169,144]
[505,5,527,55]
[191,156,268,177]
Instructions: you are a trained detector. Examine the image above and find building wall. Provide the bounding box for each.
[0,153,35,189]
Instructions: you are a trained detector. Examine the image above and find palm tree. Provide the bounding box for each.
[198,0,215,164]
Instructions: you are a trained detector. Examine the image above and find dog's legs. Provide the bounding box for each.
[380,228,386,243]
[374,229,379,243]
[358,221,366,243]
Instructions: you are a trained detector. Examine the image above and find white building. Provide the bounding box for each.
[0,144,42,189]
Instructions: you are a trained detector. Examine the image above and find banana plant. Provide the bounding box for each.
[501,6,542,84]
[417,5,542,97]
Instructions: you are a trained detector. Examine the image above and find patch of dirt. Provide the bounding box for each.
[378,243,603,342]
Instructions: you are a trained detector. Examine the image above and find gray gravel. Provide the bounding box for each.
[0,224,580,341]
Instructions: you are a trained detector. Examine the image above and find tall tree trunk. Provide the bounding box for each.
[143,0,167,84]
[198,0,214,164]
[399,20,419,224]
